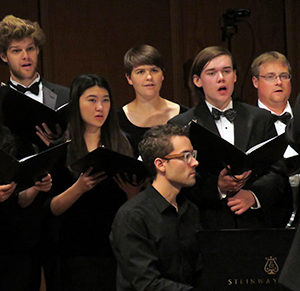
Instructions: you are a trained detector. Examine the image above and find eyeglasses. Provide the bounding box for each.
[163,150,197,164]
[258,73,291,82]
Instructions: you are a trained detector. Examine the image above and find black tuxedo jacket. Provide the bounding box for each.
[285,96,300,226]
[286,94,300,152]
[259,105,299,227]
[169,100,292,229]
[170,100,276,151]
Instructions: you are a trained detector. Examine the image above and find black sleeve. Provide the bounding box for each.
[286,94,300,153]
[110,209,195,291]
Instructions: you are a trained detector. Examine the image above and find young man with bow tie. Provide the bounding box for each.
[169,46,289,229]
[0,15,69,291]
[0,15,69,147]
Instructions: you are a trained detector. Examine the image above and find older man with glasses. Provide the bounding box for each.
[252,51,293,121]
[251,51,296,227]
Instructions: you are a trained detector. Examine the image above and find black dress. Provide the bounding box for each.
[54,165,128,291]
[0,126,53,291]
[118,105,188,157]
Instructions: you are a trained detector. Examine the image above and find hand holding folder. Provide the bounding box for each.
[0,182,17,202]
[189,121,288,177]
[0,140,70,191]
[0,83,69,146]
[218,166,252,195]
[70,147,148,183]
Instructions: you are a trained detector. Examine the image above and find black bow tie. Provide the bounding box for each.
[271,112,291,125]
[211,108,237,122]
[9,80,40,95]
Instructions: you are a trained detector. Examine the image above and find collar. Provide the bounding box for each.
[149,185,187,214]
[205,99,233,113]
[10,74,41,88]
[258,99,293,117]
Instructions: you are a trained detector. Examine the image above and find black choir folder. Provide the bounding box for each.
[70,147,148,181]
[0,83,69,145]
[189,121,287,176]
[0,140,69,191]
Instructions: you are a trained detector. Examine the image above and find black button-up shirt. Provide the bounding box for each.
[110,185,203,291]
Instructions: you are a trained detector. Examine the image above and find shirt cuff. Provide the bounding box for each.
[249,191,261,209]
[218,187,227,199]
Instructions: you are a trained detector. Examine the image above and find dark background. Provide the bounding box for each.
[1,0,300,108]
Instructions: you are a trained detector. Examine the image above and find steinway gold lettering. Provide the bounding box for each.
[227,278,278,286]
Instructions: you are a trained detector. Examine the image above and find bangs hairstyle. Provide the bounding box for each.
[189,46,236,101]
[138,124,188,177]
[124,44,165,76]
[251,51,292,77]
[67,74,132,165]
[0,15,45,54]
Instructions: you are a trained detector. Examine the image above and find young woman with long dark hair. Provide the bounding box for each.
[50,74,139,291]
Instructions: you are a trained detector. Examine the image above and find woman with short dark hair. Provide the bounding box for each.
[119,44,187,157]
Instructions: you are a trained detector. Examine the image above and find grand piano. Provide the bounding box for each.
[196,228,295,290]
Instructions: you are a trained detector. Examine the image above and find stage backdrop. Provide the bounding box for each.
[1,0,300,108]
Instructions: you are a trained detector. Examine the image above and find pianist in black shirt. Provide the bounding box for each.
[110,124,203,291]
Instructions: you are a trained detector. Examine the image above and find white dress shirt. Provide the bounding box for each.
[206,100,260,207]
[205,100,235,145]
[9,74,43,104]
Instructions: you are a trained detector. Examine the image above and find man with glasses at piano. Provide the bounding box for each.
[110,124,203,291]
